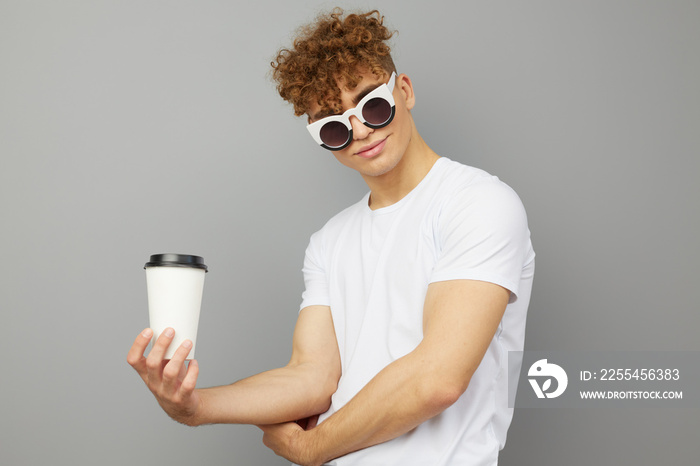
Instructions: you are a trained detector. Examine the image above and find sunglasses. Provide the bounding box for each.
[307,72,397,151]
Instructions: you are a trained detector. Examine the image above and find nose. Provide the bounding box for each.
[349,115,373,141]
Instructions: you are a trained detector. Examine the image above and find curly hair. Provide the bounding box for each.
[271,8,397,117]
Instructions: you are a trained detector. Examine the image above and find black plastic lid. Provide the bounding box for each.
[144,253,208,272]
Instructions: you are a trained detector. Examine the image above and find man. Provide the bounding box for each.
[128,9,534,465]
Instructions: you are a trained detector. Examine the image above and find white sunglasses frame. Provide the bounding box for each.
[307,72,397,151]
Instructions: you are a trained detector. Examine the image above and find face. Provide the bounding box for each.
[306,70,416,179]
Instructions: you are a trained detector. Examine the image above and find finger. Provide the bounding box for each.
[177,357,188,383]
[162,340,192,393]
[295,417,308,430]
[146,327,175,385]
[175,341,193,382]
[126,328,153,382]
[306,414,319,430]
[180,358,199,396]
[261,421,303,455]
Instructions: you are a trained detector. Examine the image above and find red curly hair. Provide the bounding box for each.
[271,8,397,117]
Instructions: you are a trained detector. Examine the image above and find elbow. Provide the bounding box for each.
[305,364,340,414]
[320,357,341,399]
[419,373,472,415]
[314,374,339,412]
[428,385,466,413]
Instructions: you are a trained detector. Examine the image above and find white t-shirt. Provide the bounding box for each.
[300,157,535,465]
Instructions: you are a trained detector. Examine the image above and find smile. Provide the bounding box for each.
[355,137,388,159]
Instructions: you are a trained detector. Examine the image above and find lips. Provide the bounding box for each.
[354,137,387,159]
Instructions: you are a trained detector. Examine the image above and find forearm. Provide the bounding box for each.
[194,362,335,426]
[294,281,508,464]
[305,348,461,464]
[259,283,508,465]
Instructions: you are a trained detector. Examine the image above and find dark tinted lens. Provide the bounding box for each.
[319,121,350,147]
[362,97,392,126]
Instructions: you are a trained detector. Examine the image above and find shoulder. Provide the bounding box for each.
[428,160,531,260]
[433,158,526,216]
[429,159,535,286]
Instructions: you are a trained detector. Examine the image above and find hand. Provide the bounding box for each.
[127,327,201,426]
[296,414,319,431]
[260,420,321,466]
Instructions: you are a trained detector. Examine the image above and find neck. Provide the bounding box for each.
[363,129,440,210]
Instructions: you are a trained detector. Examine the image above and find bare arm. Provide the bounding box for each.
[196,305,341,425]
[261,279,509,465]
[127,305,341,427]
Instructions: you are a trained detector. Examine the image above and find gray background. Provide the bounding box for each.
[1,0,698,465]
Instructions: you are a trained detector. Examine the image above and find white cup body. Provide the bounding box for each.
[146,266,206,359]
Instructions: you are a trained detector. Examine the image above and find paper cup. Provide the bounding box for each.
[145,254,207,359]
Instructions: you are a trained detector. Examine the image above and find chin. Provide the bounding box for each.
[358,152,403,178]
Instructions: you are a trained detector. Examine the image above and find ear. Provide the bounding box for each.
[396,73,416,111]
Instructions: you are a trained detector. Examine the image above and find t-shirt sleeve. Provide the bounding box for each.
[299,229,331,311]
[429,178,533,298]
